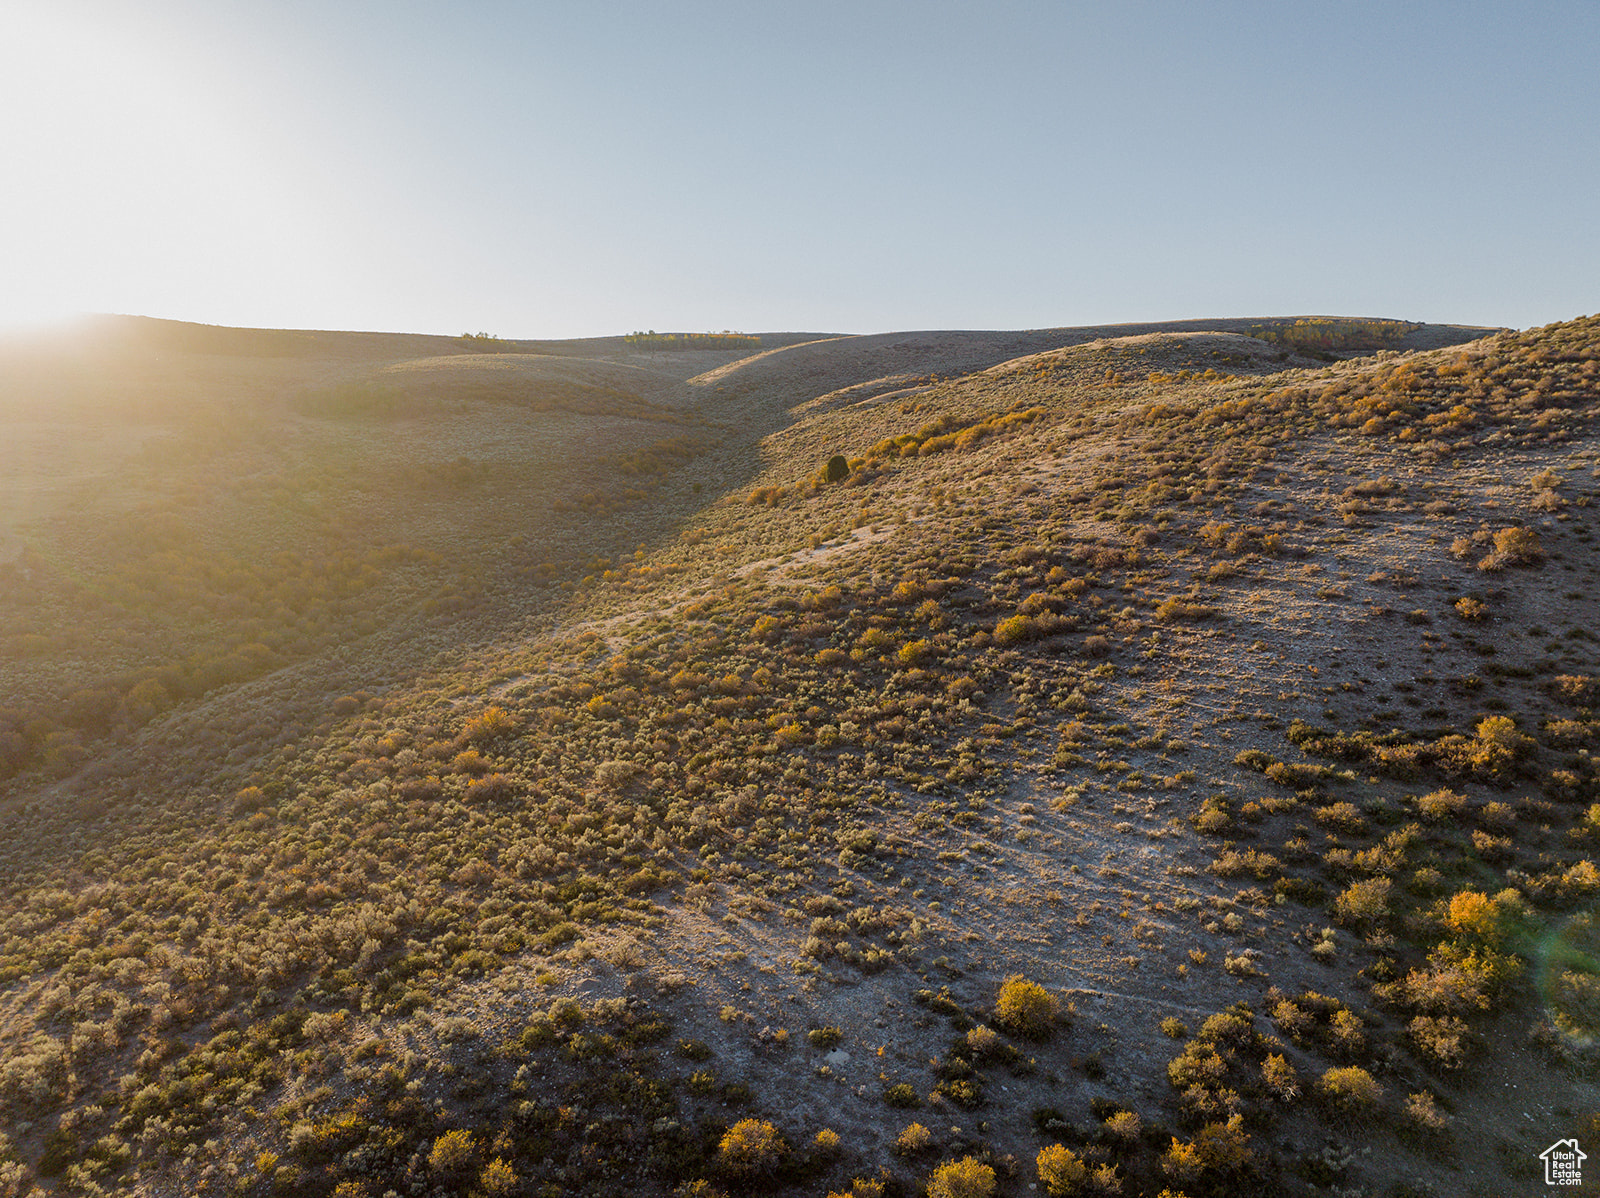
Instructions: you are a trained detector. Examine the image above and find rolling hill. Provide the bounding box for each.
[2,310,1595,1198]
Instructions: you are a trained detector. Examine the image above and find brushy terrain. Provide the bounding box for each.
[2,310,1598,1198]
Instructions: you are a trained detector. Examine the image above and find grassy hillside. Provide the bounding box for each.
[2,311,1595,1198]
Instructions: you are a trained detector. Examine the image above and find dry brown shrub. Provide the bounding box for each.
[1476,526,1544,571]
[1409,1014,1470,1069]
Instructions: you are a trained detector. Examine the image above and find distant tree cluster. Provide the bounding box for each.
[624,331,761,350]
[1244,319,1418,353]
[457,332,513,350]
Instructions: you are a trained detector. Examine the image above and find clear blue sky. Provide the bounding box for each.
[3,1,1596,337]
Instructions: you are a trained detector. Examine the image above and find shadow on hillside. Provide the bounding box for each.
[2,315,1499,871]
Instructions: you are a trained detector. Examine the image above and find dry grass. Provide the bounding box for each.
[0,310,1595,1197]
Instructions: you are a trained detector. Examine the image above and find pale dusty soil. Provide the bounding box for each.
[450,397,1598,1193]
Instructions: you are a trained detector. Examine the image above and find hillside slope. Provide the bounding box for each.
[1,313,1593,1198]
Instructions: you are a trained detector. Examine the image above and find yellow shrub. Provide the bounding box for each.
[1319,1066,1383,1114]
[1261,1054,1299,1102]
[895,1122,933,1153]
[1443,889,1512,944]
[995,974,1060,1038]
[1468,716,1533,774]
[1416,788,1466,820]
[1192,1115,1252,1169]
[1477,525,1543,570]
[927,1156,997,1198]
[479,1157,518,1196]
[1333,878,1392,926]
[427,1129,476,1176]
[828,1181,884,1198]
[1037,1143,1089,1195]
[1162,1114,1251,1180]
[1409,1014,1469,1069]
[1404,1090,1450,1131]
[994,614,1040,645]
[717,1119,785,1173]
[461,705,517,743]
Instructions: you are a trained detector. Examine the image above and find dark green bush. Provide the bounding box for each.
[884,1082,921,1108]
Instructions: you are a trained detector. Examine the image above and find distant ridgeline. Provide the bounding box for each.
[1244,318,1420,353]
[623,331,761,350]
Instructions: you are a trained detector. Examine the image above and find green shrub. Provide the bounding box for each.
[1380,940,1518,1014]
[825,455,850,484]
[935,1077,983,1106]
[1333,878,1392,927]
[1167,1041,1227,1090]
[995,614,1042,645]
[1196,1007,1256,1049]
[884,1082,921,1108]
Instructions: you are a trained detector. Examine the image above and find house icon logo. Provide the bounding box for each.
[1542,1139,1586,1186]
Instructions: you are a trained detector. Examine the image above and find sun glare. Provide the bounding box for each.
[0,6,329,335]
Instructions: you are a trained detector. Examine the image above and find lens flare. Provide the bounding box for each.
[1537,910,1600,1047]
